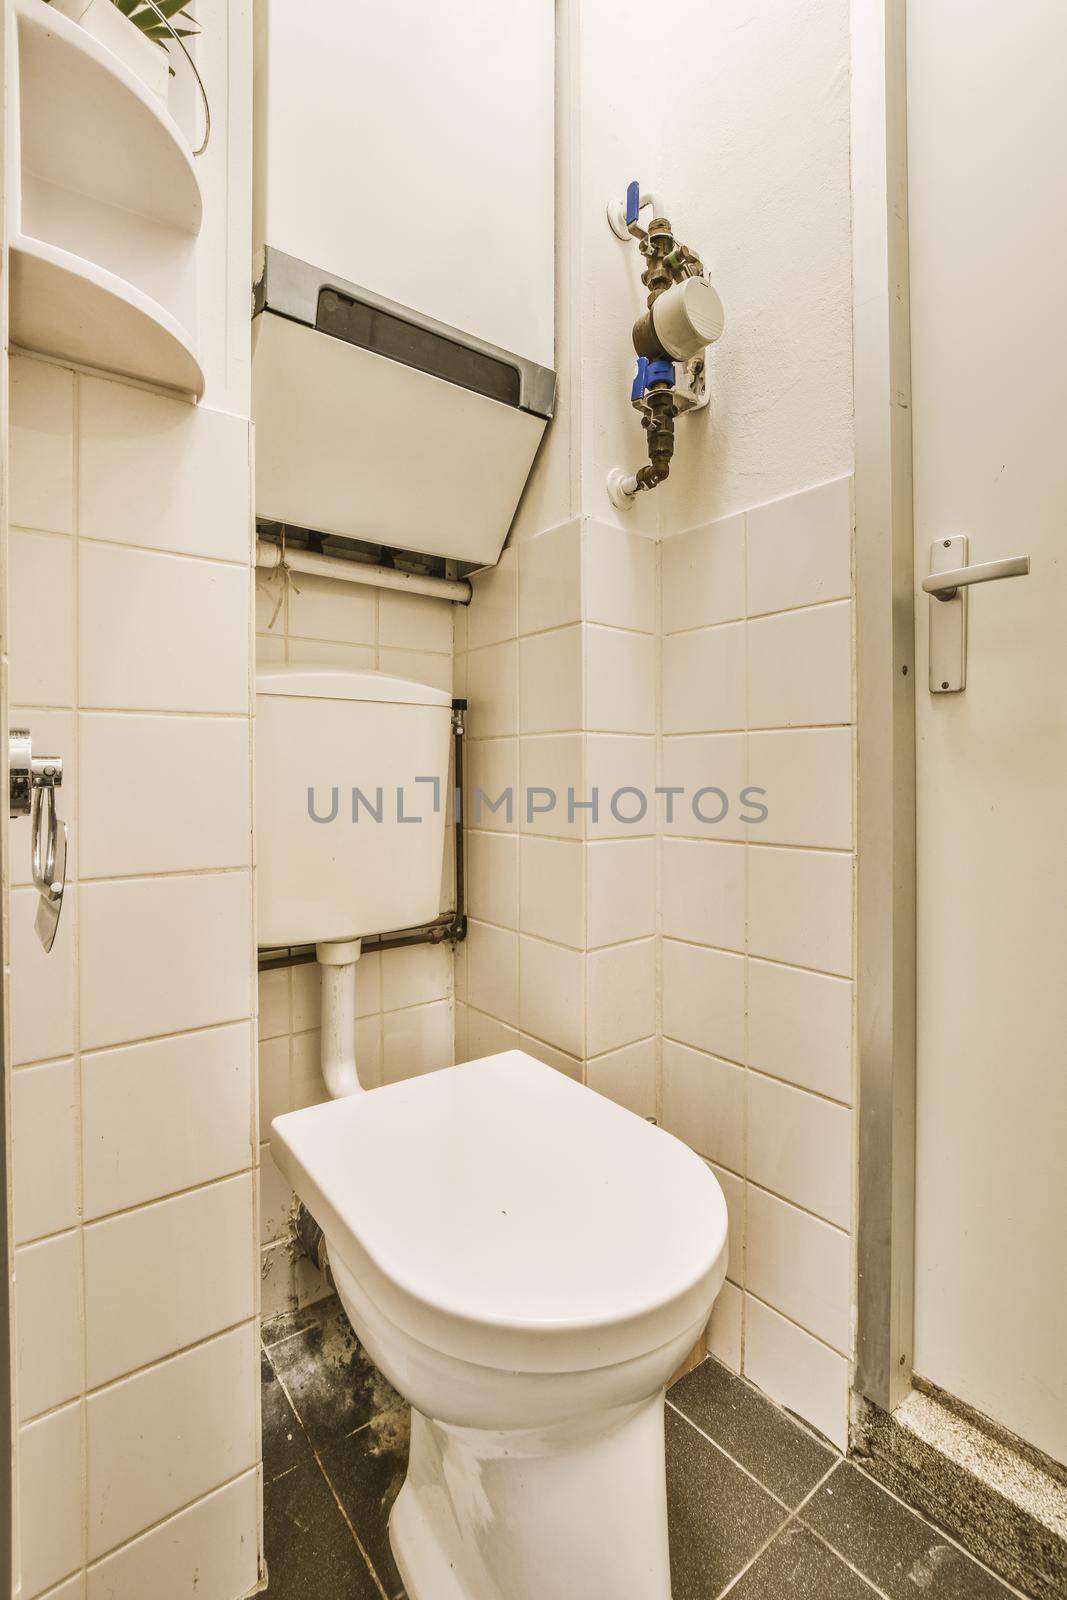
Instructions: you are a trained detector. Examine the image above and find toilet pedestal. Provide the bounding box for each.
[390,1395,673,1600]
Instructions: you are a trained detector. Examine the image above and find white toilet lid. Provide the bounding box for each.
[271,1050,728,1373]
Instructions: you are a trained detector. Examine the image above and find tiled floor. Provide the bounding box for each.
[260,1295,1022,1600]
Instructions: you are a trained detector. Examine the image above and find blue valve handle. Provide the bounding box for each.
[631,356,649,402]
[625,180,641,228]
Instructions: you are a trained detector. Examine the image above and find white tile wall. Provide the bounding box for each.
[85,1468,260,1600]
[8,350,259,1593]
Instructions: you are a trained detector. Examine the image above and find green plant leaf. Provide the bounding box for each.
[113,0,139,14]
[140,21,198,37]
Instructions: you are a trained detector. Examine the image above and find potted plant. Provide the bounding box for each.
[47,0,198,104]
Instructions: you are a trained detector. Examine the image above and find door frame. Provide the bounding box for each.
[851,0,918,1419]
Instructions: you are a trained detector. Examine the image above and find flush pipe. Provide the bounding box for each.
[316,938,365,1098]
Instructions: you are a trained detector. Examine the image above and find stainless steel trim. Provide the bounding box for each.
[922,552,1030,601]
[253,246,557,421]
[852,0,917,1417]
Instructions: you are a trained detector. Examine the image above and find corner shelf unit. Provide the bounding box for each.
[8,0,205,398]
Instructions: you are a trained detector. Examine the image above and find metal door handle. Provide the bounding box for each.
[9,729,68,952]
[922,554,1030,602]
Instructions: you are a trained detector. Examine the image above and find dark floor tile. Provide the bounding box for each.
[262,1351,314,1484]
[268,1296,403,1449]
[321,1403,411,1598]
[727,1522,880,1598]
[667,1406,788,1599]
[802,1462,1019,1600]
[263,1303,323,1348]
[263,1460,381,1599]
[670,1358,836,1509]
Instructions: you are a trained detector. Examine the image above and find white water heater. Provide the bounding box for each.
[252,0,555,568]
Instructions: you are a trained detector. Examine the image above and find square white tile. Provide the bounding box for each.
[660,733,748,842]
[466,919,519,1025]
[465,738,519,832]
[584,735,657,840]
[79,544,250,713]
[286,571,376,647]
[9,530,75,706]
[706,1279,743,1373]
[518,519,581,635]
[747,1072,852,1229]
[9,354,75,534]
[747,961,852,1103]
[746,476,852,618]
[19,1399,84,1596]
[518,735,583,838]
[79,713,251,877]
[711,1163,745,1284]
[586,939,655,1057]
[82,1022,253,1218]
[16,1231,84,1420]
[382,999,453,1082]
[467,830,520,930]
[79,872,253,1049]
[745,1183,851,1353]
[519,626,583,733]
[744,1294,848,1450]
[257,967,291,1041]
[585,838,656,947]
[583,626,656,734]
[519,836,584,947]
[10,883,76,1065]
[377,589,453,654]
[467,546,518,649]
[467,640,519,738]
[660,1039,745,1171]
[747,601,852,729]
[748,846,853,977]
[661,939,745,1063]
[78,378,251,561]
[585,1037,656,1118]
[11,1059,79,1245]
[661,513,745,634]
[381,944,452,1010]
[582,521,657,633]
[85,1468,260,1600]
[661,839,745,952]
[662,624,746,734]
[518,936,584,1057]
[748,728,853,850]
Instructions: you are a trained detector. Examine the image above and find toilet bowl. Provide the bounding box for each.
[271,1049,729,1600]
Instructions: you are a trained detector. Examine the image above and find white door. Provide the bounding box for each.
[909,1,1067,1462]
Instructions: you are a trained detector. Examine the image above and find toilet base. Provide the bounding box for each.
[389,1393,673,1600]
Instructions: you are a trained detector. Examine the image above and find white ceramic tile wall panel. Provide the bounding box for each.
[9,355,75,533]
[467,640,519,738]
[581,522,657,633]
[706,1279,743,1373]
[10,710,77,884]
[378,647,453,691]
[36,1578,84,1600]
[286,637,375,671]
[748,728,853,850]
[661,514,746,634]
[454,1000,469,1061]
[16,1232,84,1420]
[519,626,583,733]
[467,830,519,930]
[285,570,376,647]
[374,589,454,654]
[518,936,585,1057]
[747,1073,852,1230]
[517,1033,583,1083]
[259,1146,293,1246]
[660,734,748,842]
[10,885,76,1064]
[465,738,519,832]
[258,1034,290,1129]
[584,838,656,947]
[661,839,746,952]
[255,630,286,665]
[258,966,290,1039]
[747,960,852,1103]
[79,872,252,1049]
[11,1061,79,1245]
[660,1040,745,1173]
[78,544,251,713]
[746,476,852,618]
[465,1008,521,1061]
[661,940,745,1064]
[746,1184,850,1354]
[518,734,583,838]
[662,624,746,734]
[84,1175,255,1387]
[747,601,852,729]
[744,1295,848,1450]
[81,1023,253,1219]
[583,735,657,840]
[583,626,656,734]
[78,714,251,877]
[467,545,518,649]
[518,835,584,947]
[9,530,76,705]
[382,999,453,1083]
[85,1467,260,1600]
[710,1163,745,1285]
[466,919,519,1025]
[292,1026,345,1104]
[585,1037,656,1117]
[517,519,582,635]
[748,846,853,977]
[19,1400,84,1597]
[381,943,452,1011]
[585,938,655,1057]
[86,1323,258,1561]
[78,379,251,562]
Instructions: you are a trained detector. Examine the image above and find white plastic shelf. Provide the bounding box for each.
[10,234,204,397]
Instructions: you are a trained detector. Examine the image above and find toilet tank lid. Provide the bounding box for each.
[256,664,451,708]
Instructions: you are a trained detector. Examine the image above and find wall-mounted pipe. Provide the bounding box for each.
[255,538,472,604]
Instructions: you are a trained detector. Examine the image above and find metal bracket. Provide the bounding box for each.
[927,536,968,693]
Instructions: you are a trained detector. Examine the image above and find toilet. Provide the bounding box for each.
[257,666,729,1599]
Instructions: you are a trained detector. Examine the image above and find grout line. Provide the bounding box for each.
[665,1400,799,1517]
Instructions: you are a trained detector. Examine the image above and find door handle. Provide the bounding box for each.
[9,729,68,952]
[922,553,1030,602]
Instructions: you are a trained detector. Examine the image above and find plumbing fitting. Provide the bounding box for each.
[606,181,724,511]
